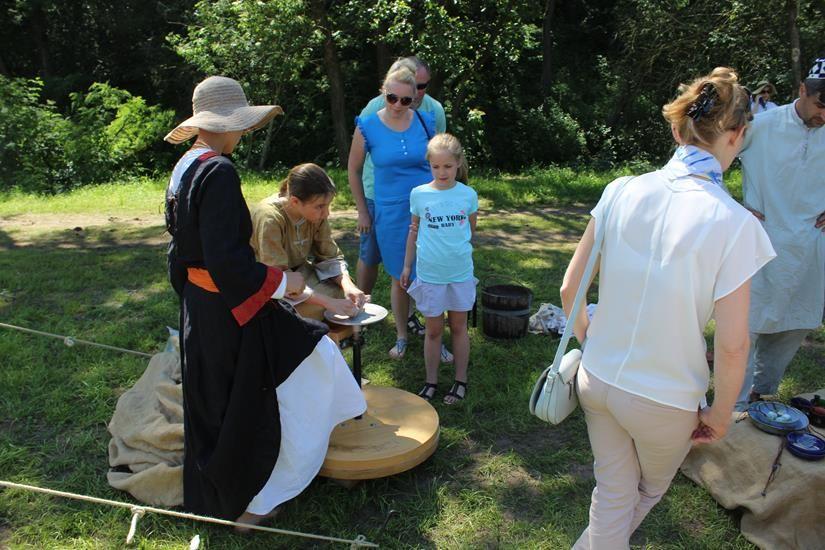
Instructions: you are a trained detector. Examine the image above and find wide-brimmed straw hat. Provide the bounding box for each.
[752,80,776,96]
[164,76,283,144]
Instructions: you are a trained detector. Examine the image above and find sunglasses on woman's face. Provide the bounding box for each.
[385,93,413,106]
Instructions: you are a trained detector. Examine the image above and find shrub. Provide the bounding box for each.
[487,97,587,169]
[0,77,77,193]
[0,77,175,193]
[69,83,176,179]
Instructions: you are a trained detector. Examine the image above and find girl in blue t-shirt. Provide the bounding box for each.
[401,134,478,405]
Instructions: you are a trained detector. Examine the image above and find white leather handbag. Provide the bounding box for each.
[529,176,633,424]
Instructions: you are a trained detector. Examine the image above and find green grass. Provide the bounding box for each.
[0,167,819,548]
[1,165,739,216]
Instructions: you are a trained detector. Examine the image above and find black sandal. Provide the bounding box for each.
[443,380,467,405]
[407,314,426,336]
[417,383,438,401]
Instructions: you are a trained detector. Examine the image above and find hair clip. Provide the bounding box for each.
[687,83,717,121]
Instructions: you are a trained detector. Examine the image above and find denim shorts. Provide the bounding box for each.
[358,198,382,265]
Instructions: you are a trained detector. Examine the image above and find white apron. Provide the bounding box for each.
[245,336,366,514]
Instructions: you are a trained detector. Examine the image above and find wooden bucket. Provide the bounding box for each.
[480,280,533,339]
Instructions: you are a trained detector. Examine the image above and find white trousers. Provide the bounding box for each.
[573,367,698,550]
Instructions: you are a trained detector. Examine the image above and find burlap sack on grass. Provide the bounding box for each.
[681,391,825,550]
[107,352,184,507]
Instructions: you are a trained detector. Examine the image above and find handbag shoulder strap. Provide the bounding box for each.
[415,110,433,141]
[550,175,634,372]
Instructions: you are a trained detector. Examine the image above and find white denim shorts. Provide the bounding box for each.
[407,277,477,318]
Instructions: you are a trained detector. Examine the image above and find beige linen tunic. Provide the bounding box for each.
[249,195,348,319]
[249,194,347,278]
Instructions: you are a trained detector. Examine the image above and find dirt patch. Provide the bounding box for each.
[0,213,163,229]
[475,228,579,252]
[0,210,360,249]
[476,205,589,252]
[0,206,587,252]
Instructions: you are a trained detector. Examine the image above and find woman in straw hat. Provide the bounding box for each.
[164,76,365,528]
[751,80,778,115]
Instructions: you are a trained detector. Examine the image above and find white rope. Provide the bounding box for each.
[0,481,378,547]
[126,507,144,544]
[0,322,153,358]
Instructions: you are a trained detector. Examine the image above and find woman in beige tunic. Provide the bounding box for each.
[250,163,367,320]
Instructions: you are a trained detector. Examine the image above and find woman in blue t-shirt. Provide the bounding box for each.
[348,65,437,359]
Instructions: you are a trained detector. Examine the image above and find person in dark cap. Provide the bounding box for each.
[736,58,825,409]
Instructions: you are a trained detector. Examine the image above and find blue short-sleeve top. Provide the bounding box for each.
[355,111,435,204]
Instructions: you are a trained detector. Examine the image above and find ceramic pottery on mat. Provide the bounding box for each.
[790,395,825,427]
[785,432,825,461]
[748,401,809,435]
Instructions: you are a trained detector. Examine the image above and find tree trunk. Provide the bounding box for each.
[540,0,558,99]
[310,0,349,166]
[258,115,278,170]
[787,0,801,98]
[30,4,51,78]
[376,40,392,85]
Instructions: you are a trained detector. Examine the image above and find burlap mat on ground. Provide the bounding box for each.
[681,391,825,550]
[107,352,184,507]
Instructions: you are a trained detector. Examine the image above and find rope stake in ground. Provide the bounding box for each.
[0,321,153,358]
[0,481,378,547]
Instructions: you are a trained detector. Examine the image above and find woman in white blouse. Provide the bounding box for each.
[561,67,776,550]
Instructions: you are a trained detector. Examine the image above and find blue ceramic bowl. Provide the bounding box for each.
[786,432,825,461]
[748,401,809,435]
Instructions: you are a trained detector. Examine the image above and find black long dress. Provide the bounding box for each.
[166,151,328,520]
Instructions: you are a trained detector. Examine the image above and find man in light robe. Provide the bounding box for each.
[736,58,825,408]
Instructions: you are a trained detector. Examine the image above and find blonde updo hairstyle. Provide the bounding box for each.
[662,67,751,147]
[426,133,469,183]
[381,65,417,99]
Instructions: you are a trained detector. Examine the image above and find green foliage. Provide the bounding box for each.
[0,76,76,193]
[3,0,824,174]
[610,0,823,161]
[492,98,587,169]
[0,77,175,193]
[68,82,176,178]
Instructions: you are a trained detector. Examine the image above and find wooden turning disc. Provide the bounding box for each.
[319,385,440,480]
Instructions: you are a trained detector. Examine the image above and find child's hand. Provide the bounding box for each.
[327,298,360,318]
[284,271,306,296]
[345,287,368,310]
[357,211,372,234]
[400,267,411,289]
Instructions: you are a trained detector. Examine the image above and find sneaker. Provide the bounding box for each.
[440,344,454,364]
